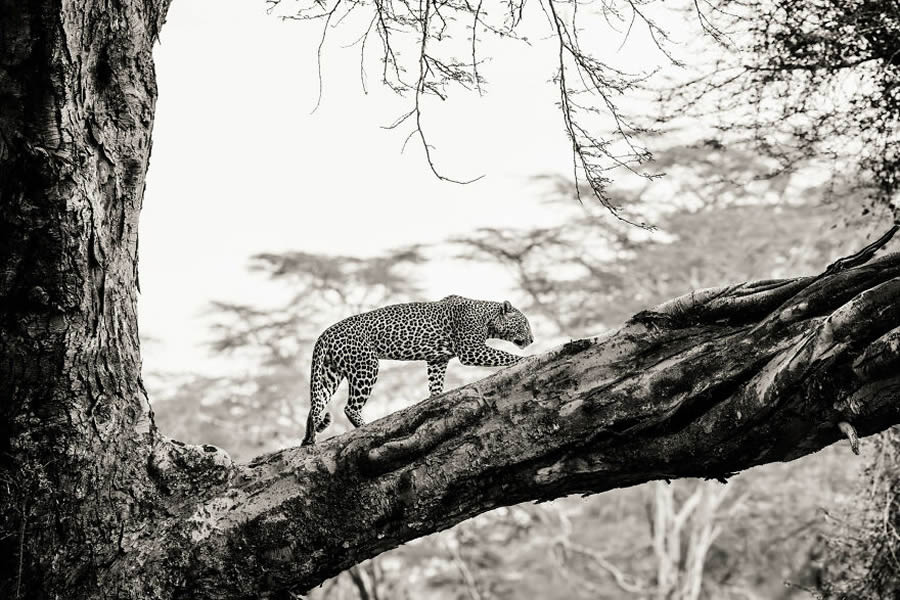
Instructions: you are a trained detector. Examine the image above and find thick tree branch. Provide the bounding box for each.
[163,250,900,598]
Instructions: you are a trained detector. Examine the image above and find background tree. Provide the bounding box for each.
[819,429,900,598]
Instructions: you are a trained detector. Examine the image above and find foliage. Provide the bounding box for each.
[663,0,900,215]
[821,427,900,599]
[261,0,900,224]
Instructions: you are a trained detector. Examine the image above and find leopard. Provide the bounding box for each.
[300,295,534,446]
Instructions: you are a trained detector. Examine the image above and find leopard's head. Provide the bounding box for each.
[488,301,534,349]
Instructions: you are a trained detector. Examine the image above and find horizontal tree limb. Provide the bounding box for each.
[151,251,900,599]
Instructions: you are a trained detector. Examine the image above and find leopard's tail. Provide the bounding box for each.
[302,338,331,445]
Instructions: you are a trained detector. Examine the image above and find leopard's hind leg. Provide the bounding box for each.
[344,353,379,428]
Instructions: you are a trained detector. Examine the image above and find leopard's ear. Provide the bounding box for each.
[502,300,513,314]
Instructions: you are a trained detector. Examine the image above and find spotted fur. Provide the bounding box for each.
[301,295,534,445]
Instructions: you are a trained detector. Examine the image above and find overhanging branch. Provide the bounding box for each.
[162,250,900,599]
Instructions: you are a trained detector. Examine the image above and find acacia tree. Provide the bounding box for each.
[2,2,900,600]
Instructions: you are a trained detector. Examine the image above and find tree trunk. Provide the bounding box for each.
[0,1,172,597]
[2,3,900,599]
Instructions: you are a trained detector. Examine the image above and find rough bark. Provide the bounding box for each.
[0,0,171,597]
[2,2,900,600]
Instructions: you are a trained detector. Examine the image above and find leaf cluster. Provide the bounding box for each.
[664,0,900,215]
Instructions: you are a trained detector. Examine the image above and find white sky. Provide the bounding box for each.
[138,0,683,375]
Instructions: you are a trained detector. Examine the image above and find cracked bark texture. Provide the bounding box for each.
[2,2,900,599]
[0,0,172,597]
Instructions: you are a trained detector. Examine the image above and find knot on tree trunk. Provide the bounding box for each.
[149,435,235,498]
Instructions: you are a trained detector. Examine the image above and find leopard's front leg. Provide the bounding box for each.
[459,342,524,367]
[426,359,449,397]
[453,321,523,367]
[457,344,522,367]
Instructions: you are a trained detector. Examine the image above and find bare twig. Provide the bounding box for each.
[838,421,861,455]
[274,0,687,216]
[824,224,899,276]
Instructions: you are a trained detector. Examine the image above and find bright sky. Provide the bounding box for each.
[138,0,683,375]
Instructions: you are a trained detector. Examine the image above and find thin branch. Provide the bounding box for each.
[311,0,346,114]
[412,0,484,184]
